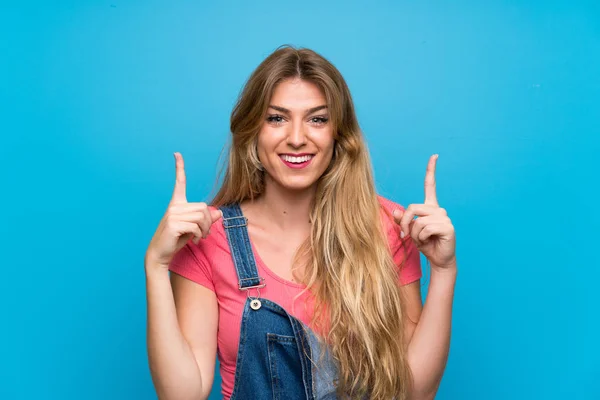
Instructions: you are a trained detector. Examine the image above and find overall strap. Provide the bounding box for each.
[219,204,266,291]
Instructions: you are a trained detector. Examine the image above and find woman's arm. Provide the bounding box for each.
[146,264,218,400]
[406,266,456,400]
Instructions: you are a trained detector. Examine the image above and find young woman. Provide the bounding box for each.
[145,45,457,400]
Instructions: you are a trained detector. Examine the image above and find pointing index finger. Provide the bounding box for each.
[424,154,438,205]
[171,152,187,204]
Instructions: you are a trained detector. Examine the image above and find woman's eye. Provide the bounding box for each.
[310,116,329,125]
[267,115,285,124]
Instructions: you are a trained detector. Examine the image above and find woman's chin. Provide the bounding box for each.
[276,177,319,192]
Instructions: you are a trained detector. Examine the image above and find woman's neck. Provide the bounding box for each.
[251,178,315,231]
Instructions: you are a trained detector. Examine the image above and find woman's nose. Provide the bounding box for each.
[286,121,307,148]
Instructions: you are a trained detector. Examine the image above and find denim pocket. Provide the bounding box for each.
[267,333,307,400]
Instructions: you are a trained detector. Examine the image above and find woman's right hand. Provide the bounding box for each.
[144,152,223,270]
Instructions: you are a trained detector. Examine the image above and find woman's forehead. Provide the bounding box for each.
[270,79,327,112]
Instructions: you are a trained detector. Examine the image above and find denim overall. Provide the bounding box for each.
[220,204,340,400]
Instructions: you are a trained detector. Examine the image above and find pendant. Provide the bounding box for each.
[250,298,262,310]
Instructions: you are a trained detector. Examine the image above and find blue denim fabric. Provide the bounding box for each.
[220,204,339,400]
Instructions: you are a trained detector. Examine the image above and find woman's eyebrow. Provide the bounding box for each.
[268,105,328,116]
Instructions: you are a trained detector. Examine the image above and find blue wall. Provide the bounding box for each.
[1,1,598,399]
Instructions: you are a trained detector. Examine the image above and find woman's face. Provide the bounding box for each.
[257,78,335,192]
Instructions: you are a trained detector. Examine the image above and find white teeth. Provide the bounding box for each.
[281,154,313,163]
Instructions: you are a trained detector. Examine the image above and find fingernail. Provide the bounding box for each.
[400,231,405,238]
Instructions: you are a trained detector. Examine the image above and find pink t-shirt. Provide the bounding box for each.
[168,195,422,399]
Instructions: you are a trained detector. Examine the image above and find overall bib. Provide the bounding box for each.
[221,204,340,400]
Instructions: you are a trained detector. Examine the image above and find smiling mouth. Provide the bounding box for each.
[279,154,315,164]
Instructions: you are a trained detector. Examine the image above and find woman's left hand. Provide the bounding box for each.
[393,155,456,271]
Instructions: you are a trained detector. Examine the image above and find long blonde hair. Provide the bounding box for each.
[212,45,412,399]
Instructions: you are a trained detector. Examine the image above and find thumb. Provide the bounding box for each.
[209,208,223,223]
[393,209,406,239]
[393,209,403,221]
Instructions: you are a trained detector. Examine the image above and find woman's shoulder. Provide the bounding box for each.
[376,194,407,215]
[376,194,407,243]
[376,194,422,283]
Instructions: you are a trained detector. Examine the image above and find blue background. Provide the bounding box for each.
[1,1,598,399]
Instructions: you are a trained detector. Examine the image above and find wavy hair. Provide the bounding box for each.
[211,45,412,399]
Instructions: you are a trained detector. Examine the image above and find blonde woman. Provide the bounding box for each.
[145,45,457,400]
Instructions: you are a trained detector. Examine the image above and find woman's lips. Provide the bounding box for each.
[279,154,314,169]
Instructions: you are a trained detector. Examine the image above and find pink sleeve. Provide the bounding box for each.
[378,196,423,285]
[168,239,215,292]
